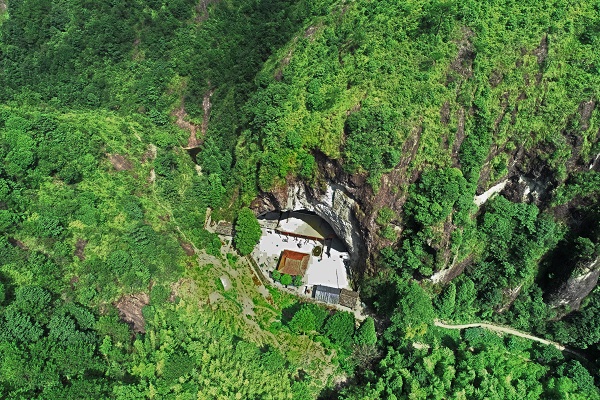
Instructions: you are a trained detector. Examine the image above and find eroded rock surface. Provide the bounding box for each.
[254,180,367,268]
[108,153,133,171]
[284,182,365,266]
[549,255,600,313]
[115,293,150,333]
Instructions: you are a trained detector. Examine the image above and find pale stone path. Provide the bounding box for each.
[434,320,587,362]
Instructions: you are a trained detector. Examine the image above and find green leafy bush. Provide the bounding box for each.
[281,274,292,286]
[376,207,396,225]
[343,104,402,182]
[292,275,303,286]
[234,208,262,256]
[324,311,355,347]
[272,270,281,282]
[405,168,468,227]
[552,171,600,205]
[355,317,377,346]
[289,306,316,334]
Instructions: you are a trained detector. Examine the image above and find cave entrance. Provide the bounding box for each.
[254,210,351,292]
[259,210,334,240]
[186,147,202,164]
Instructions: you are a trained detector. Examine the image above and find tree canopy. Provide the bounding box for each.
[234,207,262,256]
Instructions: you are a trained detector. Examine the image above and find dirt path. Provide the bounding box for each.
[174,88,214,149]
[434,320,587,361]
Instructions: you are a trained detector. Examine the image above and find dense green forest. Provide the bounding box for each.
[1,0,600,398]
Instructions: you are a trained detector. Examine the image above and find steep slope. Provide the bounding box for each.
[1,0,600,398]
[239,0,600,315]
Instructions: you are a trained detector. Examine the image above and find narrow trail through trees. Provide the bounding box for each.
[434,320,589,363]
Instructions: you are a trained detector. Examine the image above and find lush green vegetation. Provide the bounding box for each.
[241,0,600,196]
[342,280,599,399]
[1,0,600,398]
[0,105,348,397]
[234,207,262,255]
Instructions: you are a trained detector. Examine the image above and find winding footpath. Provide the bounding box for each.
[434,320,588,362]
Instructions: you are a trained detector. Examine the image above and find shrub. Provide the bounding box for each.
[234,208,262,255]
[324,312,355,347]
[405,168,468,227]
[303,304,328,332]
[150,285,171,305]
[376,207,396,225]
[281,274,292,286]
[379,225,397,241]
[343,104,401,179]
[272,270,281,282]
[434,282,456,319]
[355,317,377,346]
[289,306,316,334]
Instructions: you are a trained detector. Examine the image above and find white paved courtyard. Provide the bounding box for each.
[252,213,351,290]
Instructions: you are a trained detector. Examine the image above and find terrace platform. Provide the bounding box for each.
[253,211,351,290]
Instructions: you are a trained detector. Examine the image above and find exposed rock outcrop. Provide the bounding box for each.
[107,153,133,171]
[115,293,150,333]
[253,180,367,268]
[284,182,366,266]
[549,255,600,314]
[502,170,554,206]
[430,256,472,285]
[590,152,600,171]
[474,179,508,207]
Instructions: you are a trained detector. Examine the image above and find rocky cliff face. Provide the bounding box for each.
[249,136,600,316]
[252,178,367,271]
[251,145,424,284]
[245,26,600,309]
[549,255,600,314]
[283,182,366,266]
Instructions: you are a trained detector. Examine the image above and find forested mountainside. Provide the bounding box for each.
[0,0,599,398]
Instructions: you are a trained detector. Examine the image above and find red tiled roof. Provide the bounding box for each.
[277,250,310,276]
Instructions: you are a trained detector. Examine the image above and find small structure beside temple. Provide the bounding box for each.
[314,285,341,305]
[313,285,359,310]
[214,221,234,236]
[339,288,360,309]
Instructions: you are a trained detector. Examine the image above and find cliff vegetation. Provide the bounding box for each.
[0,0,599,398]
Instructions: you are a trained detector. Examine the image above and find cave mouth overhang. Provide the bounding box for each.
[258,210,348,252]
[255,208,356,290]
[259,210,336,239]
[257,182,367,271]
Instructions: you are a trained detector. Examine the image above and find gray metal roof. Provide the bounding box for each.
[313,285,341,305]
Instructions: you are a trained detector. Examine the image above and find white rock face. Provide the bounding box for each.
[284,182,364,265]
[551,256,600,309]
[589,152,600,170]
[518,175,547,203]
[430,267,452,284]
[474,179,508,207]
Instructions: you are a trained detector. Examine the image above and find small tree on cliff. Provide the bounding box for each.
[434,282,456,319]
[234,208,262,256]
[355,317,377,346]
